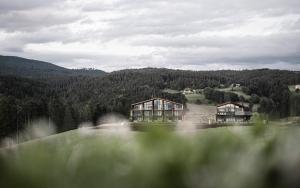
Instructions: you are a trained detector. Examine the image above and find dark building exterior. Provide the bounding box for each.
[130,98,184,122]
[216,102,252,123]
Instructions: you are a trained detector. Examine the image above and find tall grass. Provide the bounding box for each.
[1,122,300,188]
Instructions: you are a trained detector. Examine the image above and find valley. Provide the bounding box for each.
[0,55,300,140]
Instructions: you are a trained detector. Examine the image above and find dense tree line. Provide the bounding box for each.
[0,75,186,138]
[0,66,299,138]
[290,92,300,116]
[41,68,300,119]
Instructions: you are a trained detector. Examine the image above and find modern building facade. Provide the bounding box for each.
[130,98,184,122]
[216,102,252,123]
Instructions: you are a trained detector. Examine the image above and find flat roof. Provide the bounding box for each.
[217,102,245,108]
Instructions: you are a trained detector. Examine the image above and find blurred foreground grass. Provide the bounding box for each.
[1,123,300,188]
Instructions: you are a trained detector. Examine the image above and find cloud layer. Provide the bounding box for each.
[0,0,300,71]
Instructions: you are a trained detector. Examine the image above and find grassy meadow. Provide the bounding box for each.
[183,86,252,105]
[289,85,296,92]
[184,93,208,104]
[1,121,300,188]
[216,86,251,100]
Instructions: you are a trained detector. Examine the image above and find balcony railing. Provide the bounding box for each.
[217,111,251,116]
[235,111,252,116]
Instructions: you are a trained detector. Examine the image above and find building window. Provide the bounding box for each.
[164,102,174,110]
[154,99,163,110]
[144,101,152,110]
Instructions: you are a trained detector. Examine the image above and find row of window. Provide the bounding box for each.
[217,117,248,122]
[133,100,183,110]
[132,111,183,116]
[217,107,243,112]
[133,116,183,121]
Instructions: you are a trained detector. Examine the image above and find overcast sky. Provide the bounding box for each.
[0,0,300,71]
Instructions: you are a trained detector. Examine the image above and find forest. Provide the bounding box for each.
[0,56,300,138]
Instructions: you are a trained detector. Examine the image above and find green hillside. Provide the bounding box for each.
[216,86,251,100]
[1,124,300,188]
[0,55,106,78]
[0,56,300,139]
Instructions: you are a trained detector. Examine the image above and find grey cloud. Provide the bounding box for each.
[0,25,77,54]
[0,0,60,11]
[133,31,300,68]
[92,0,299,40]
[0,9,81,32]
[116,0,300,13]
[0,0,300,71]
[5,50,133,71]
[3,46,24,53]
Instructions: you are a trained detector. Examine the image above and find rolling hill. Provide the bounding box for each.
[0,55,300,139]
[0,55,106,78]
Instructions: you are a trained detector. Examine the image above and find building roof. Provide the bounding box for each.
[216,102,246,108]
[131,97,183,106]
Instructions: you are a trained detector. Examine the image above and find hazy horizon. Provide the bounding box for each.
[2,54,300,73]
[0,0,300,71]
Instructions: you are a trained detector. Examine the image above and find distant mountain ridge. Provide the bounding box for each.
[0,55,106,78]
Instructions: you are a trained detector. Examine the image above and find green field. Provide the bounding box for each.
[289,85,299,93]
[184,93,210,104]
[184,87,251,104]
[162,88,209,104]
[216,87,251,100]
[162,89,181,94]
[289,85,295,92]
[1,122,300,188]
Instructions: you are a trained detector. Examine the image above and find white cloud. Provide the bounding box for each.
[0,0,300,71]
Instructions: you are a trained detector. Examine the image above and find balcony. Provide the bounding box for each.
[235,111,252,116]
[217,110,251,116]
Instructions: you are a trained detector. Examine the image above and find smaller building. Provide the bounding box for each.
[130,98,184,122]
[183,88,195,95]
[296,85,300,92]
[216,102,252,123]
